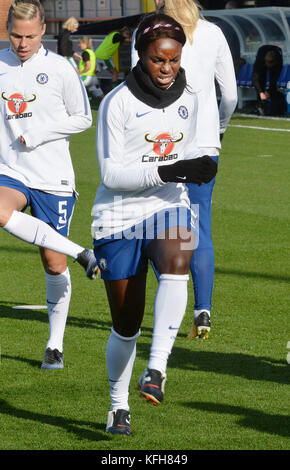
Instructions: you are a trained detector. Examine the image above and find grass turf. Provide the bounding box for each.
[0,112,289,451]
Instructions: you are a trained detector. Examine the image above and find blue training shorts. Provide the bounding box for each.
[0,175,76,236]
[93,206,195,281]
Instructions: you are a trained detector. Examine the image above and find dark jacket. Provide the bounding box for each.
[57,29,74,57]
[252,45,283,94]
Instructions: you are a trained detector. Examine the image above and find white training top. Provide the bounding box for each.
[0,45,92,193]
[91,82,202,240]
[131,19,238,155]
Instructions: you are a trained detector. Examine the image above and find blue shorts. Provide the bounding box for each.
[93,207,194,281]
[0,175,76,236]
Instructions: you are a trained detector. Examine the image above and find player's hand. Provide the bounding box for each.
[158,155,217,185]
[18,136,26,145]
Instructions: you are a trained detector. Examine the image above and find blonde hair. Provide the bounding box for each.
[158,0,200,44]
[79,36,92,50]
[62,16,79,32]
[7,0,45,28]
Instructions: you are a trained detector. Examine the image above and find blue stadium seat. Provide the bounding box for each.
[245,63,254,86]
[236,63,255,109]
[277,65,287,87]
[236,63,253,87]
[236,63,247,86]
[286,66,290,87]
[278,64,290,88]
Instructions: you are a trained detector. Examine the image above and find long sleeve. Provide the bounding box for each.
[96,90,164,191]
[215,33,238,134]
[183,93,203,160]
[22,65,92,149]
[252,62,263,94]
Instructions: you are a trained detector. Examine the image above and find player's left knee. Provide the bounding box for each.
[44,265,67,276]
[41,253,68,276]
[162,253,191,274]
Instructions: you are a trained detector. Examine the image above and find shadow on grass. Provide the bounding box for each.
[215,267,290,283]
[0,246,37,255]
[137,343,290,386]
[1,303,289,386]
[183,401,290,439]
[0,302,154,336]
[0,398,109,444]
[1,354,41,368]
[0,302,112,332]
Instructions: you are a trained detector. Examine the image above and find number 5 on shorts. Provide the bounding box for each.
[57,200,67,230]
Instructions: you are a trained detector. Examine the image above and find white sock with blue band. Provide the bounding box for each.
[106,327,140,411]
[148,273,189,374]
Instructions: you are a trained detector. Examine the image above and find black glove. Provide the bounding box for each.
[158,155,217,185]
[220,133,224,142]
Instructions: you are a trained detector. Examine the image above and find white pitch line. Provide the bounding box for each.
[229,124,290,132]
[12,305,47,310]
[234,113,290,122]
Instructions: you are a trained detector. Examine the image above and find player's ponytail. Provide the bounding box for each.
[157,0,200,44]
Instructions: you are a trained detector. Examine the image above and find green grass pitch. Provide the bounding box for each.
[0,112,289,451]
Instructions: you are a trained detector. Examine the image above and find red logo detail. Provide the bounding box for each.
[145,132,183,156]
[9,93,27,114]
[153,133,175,156]
[2,92,36,114]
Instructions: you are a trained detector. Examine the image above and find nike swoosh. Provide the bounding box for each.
[136,111,152,118]
[176,176,187,180]
[56,224,66,230]
[168,325,179,330]
[32,226,39,244]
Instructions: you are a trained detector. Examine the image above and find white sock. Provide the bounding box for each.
[106,327,140,411]
[45,268,71,352]
[148,274,189,374]
[3,210,83,259]
[194,309,210,320]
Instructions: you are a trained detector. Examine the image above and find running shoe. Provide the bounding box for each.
[138,368,166,405]
[41,348,64,370]
[106,409,132,436]
[187,311,211,339]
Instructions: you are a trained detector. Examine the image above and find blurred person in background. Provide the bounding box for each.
[252,45,284,116]
[76,36,104,103]
[57,16,79,68]
[94,27,132,89]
